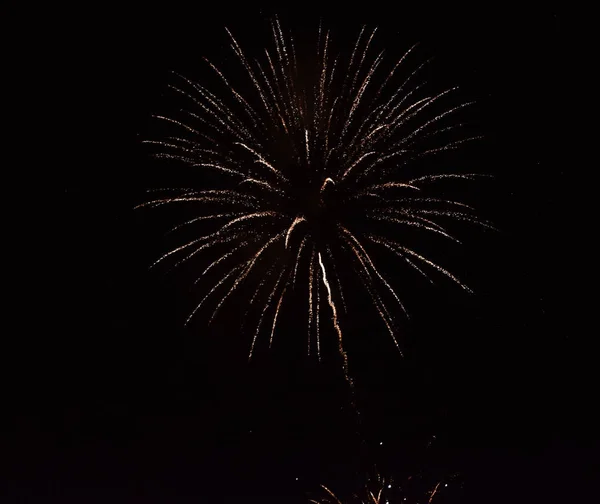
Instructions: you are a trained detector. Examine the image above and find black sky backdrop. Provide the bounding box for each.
[5,4,594,503]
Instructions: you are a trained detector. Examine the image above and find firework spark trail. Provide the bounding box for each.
[354,58,431,150]
[366,234,473,293]
[408,135,484,162]
[185,263,244,326]
[318,252,353,386]
[169,230,249,274]
[408,173,488,183]
[372,42,419,104]
[167,83,248,142]
[315,263,321,359]
[147,235,206,269]
[264,48,292,134]
[271,20,297,123]
[217,211,281,232]
[402,213,452,233]
[273,19,296,105]
[366,212,461,243]
[340,225,408,324]
[339,234,400,354]
[136,191,258,210]
[308,247,316,355]
[362,182,421,192]
[142,20,490,372]
[386,88,456,138]
[325,95,339,155]
[287,27,301,112]
[194,238,253,282]
[428,481,441,504]
[142,140,215,158]
[171,72,254,141]
[410,208,497,230]
[305,129,311,166]
[319,485,344,504]
[150,114,204,138]
[320,177,336,200]
[352,149,411,182]
[234,142,289,183]
[147,139,231,162]
[274,19,302,131]
[311,467,456,504]
[341,25,366,98]
[164,212,244,236]
[343,49,385,138]
[169,224,257,271]
[253,57,290,132]
[238,177,287,197]
[396,100,475,148]
[380,197,474,211]
[203,57,263,130]
[348,27,378,103]
[272,18,302,130]
[248,264,277,306]
[154,156,246,179]
[292,236,308,289]
[326,245,347,313]
[249,267,288,360]
[208,232,285,325]
[317,29,330,128]
[340,151,378,181]
[240,264,278,334]
[270,282,288,348]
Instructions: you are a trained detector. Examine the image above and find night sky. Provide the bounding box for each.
[5,4,594,503]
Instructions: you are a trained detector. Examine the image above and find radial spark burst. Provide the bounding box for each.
[138,18,492,369]
[311,472,458,504]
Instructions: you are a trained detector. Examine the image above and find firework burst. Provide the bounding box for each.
[137,18,492,374]
[310,471,459,504]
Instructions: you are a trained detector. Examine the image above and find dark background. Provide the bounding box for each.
[5,4,593,503]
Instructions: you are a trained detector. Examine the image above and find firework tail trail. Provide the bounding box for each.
[326,245,346,313]
[318,252,353,391]
[315,261,321,359]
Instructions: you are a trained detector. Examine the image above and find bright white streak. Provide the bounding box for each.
[326,246,346,313]
[318,252,352,388]
[315,265,321,360]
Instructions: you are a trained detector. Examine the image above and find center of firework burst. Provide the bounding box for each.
[284,177,339,250]
[306,177,338,242]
